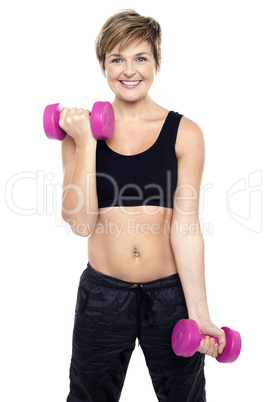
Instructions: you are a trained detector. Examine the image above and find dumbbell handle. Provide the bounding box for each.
[197,331,240,363]
[199,334,219,344]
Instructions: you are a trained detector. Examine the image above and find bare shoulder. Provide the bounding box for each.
[175,115,205,159]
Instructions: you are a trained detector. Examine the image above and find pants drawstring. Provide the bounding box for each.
[131,284,155,345]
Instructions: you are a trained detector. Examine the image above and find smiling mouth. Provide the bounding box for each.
[120,80,141,87]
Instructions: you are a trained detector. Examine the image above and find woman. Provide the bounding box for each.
[60,10,226,402]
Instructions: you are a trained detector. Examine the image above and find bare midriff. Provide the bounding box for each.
[88,205,178,282]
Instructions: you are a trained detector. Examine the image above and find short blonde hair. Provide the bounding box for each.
[95,10,162,70]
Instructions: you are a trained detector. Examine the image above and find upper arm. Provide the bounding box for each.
[61,135,76,198]
[172,116,205,229]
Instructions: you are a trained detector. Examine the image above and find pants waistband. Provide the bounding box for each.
[85,261,184,342]
[86,261,182,291]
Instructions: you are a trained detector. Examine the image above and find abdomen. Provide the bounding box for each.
[88,205,177,282]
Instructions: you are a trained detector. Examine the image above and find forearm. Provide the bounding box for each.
[62,142,99,236]
[171,230,210,322]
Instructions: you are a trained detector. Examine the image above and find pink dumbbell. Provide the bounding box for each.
[43,101,115,140]
[171,319,242,363]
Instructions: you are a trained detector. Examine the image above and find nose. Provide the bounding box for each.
[123,61,136,78]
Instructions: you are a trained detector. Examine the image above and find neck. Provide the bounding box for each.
[112,95,156,120]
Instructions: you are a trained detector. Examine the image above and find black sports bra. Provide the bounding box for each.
[96,111,183,209]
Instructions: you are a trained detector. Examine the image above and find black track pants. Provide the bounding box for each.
[67,262,206,402]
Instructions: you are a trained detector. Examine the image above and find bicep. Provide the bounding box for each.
[172,117,205,227]
[61,135,76,196]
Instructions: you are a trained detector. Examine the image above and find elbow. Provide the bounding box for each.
[62,213,91,237]
[72,226,91,237]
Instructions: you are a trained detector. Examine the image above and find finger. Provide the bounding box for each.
[197,337,210,354]
[204,337,211,354]
[208,338,219,358]
[211,343,219,358]
[59,107,70,119]
[68,107,78,115]
[197,338,206,353]
[218,329,226,354]
[198,337,219,357]
[80,109,90,118]
[72,109,90,123]
[204,337,214,356]
[76,108,86,115]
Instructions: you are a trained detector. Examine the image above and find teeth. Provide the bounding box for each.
[121,81,140,85]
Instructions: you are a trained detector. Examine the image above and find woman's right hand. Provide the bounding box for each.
[59,107,96,146]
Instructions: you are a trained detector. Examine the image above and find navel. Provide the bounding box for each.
[133,247,140,258]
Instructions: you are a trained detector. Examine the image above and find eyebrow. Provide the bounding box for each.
[107,52,151,59]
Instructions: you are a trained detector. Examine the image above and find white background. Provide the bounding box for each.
[1,0,266,401]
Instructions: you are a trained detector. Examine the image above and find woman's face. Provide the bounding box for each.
[103,39,161,103]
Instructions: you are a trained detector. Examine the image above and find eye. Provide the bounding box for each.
[137,57,147,62]
[112,58,123,64]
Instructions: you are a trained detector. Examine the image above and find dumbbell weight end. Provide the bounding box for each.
[91,101,115,140]
[43,103,66,141]
[216,326,242,363]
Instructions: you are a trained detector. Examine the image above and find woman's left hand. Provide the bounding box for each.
[195,320,226,358]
